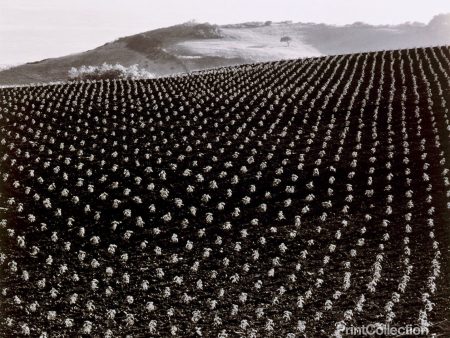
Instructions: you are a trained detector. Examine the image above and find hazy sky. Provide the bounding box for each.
[1,0,450,65]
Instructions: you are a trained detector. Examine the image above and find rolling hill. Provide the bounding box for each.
[0,14,450,85]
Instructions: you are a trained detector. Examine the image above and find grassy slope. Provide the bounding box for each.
[1,18,450,86]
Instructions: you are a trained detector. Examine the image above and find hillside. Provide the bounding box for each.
[1,14,450,85]
[0,46,449,336]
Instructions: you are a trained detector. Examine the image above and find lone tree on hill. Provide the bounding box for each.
[280,36,292,46]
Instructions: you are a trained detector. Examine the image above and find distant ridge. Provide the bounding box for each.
[1,14,450,85]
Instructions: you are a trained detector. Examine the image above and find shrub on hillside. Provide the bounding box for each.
[68,63,154,81]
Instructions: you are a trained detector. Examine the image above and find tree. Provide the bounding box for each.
[280,36,292,47]
[68,63,154,81]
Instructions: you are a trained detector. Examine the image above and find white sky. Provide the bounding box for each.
[1,0,450,65]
